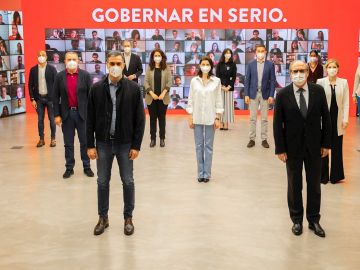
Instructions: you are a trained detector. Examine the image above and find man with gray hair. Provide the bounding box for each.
[87,51,145,236]
[273,60,331,238]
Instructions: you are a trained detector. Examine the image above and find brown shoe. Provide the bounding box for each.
[50,139,56,147]
[36,139,45,148]
[124,218,134,236]
[94,217,109,236]
[247,140,255,148]
[262,140,270,148]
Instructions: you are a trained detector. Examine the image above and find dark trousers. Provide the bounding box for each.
[36,96,56,140]
[61,110,90,170]
[96,141,134,219]
[321,135,344,183]
[148,100,167,140]
[286,151,321,224]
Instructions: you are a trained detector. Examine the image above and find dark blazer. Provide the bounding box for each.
[87,77,145,150]
[28,64,57,101]
[244,60,276,99]
[216,61,237,91]
[273,83,331,158]
[53,69,92,121]
[123,53,143,83]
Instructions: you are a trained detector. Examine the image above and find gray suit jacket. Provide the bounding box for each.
[144,67,172,105]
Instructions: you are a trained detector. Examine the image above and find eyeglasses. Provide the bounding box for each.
[291,69,307,74]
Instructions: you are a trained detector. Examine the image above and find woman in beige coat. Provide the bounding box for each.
[317,59,349,184]
[144,49,172,147]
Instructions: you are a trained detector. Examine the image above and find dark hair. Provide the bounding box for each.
[107,51,124,61]
[92,30,97,34]
[16,42,22,54]
[149,49,167,70]
[131,30,140,40]
[13,11,21,25]
[12,24,21,40]
[174,41,180,46]
[309,50,319,56]
[232,41,239,46]
[253,30,259,34]
[297,29,306,39]
[197,56,214,78]
[255,44,266,51]
[174,75,181,80]
[219,48,233,63]
[172,30,178,33]
[92,53,99,57]
[318,31,324,41]
[212,42,220,52]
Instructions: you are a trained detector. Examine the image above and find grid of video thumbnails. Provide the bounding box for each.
[0,10,25,118]
[44,28,328,110]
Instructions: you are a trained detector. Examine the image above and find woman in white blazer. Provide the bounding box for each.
[316,59,349,184]
[353,65,360,116]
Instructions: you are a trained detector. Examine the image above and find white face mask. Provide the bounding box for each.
[200,66,211,74]
[327,68,338,77]
[256,53,265,60]
[291,73,306,85]
[38,56,46,64]
[109,65,123,78]
[154,56,162,64]
[66,60,78,70]
[124,47,131,54]
[310,57,318,63]
[225,53,232,60]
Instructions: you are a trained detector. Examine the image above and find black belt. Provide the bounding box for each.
[69,107,78,110]
[39,94,48,98]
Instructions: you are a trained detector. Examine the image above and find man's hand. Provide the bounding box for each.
[245,96,250,104]
[127,75,135,81]
[129,149,139,160]
[321,148,330,158]
[268,97,274,105]
[188,116,194,129]
[31,100,37,109]
[87,148,98,160]
[277,153,287,163]
[55,116,62,126]
[214,119,220,129]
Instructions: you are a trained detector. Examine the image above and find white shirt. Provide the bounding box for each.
[38,64,48,95]
[186,76,224,125]
[293,83,309,108]
[124,53,131,71]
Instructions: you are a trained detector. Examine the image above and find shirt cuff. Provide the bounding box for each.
[216,108,224,114]
[186,108,193,114]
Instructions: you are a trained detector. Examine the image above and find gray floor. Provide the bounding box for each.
[1,113,360,270]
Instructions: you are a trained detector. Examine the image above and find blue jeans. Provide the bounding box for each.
[61,110,90,170]
[96,141,134,219]
[36,97,56,139]
[194,125,215,179]
[357,96,360,116]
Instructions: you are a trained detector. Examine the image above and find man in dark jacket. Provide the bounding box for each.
[273,60,331,238]
[87,51,145,236]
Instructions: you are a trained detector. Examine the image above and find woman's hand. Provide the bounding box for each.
[188,116,194,129]
[214,119,220,129]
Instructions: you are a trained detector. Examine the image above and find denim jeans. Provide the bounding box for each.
[36,96,56,139]
[357,96,360,116]
[61,110,90,170]
[194,125,215,179]
[96,141,134,219]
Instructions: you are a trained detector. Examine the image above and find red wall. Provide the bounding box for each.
[16,0,360,114]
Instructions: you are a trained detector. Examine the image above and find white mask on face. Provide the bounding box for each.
[124,47,131,54]
[291,73,306,85]
[66,60,78,70]
[109,65,123,78]
[256,53,265,60]
[200,66,211,74]
[310,57,318,63]
[154,56,162,64]
[225,53,232,60]
[38,56,46,64]
[327,67,338,77]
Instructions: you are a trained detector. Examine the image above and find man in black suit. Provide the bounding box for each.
[273,60,331,238]
[53,51,94,179]
[122,40,143,83]
[87,51,145,236]
[28,50,57,147]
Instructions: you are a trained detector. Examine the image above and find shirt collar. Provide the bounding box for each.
[66,69,78,75]
[293,83,309,92]
[38,63,47,69]
[195,75,215,82]
[108,76,122,87]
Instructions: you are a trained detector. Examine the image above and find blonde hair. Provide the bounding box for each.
[325,58,339,69]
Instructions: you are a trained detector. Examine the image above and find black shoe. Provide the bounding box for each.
[197,178,204,182]
[292,223,303,236]
[84,168,94,177]
[63,169,74,179]
[247,140,255,148]
[261,140,270,148]
[220,128,224,130]
[36,139,45,148]
[124,218,134,236]
[160,139,165,147]
[94,217,109,236]
[203,178,210,183]
[309,222,326,237]
[150,140,156,148]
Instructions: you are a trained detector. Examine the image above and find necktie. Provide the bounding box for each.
[298,88,307,118]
